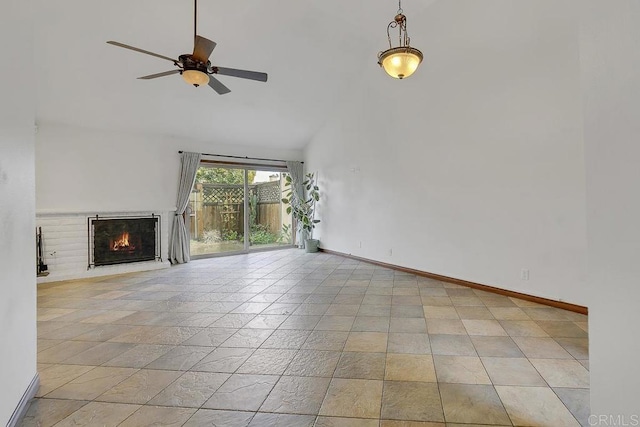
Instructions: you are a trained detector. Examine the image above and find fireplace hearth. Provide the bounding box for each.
[89,215,161,268]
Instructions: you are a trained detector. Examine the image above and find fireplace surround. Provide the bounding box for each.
[88,215,161,268]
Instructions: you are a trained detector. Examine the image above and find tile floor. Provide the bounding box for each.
[22,249,589,426]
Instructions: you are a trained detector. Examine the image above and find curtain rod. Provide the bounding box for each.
[178,151,303,164]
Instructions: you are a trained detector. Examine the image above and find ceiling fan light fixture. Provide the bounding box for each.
[182,69,209,87]
[378,1,423,79]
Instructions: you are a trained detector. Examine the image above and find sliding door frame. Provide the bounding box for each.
[190,160,294,260]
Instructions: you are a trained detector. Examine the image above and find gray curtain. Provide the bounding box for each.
[169,152,201,264]
[286,161,306,247]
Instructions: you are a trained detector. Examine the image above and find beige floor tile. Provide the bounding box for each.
[344,332,388,352]
[426,319,467,335]
[284,350,341,377]
[380,421,445,427]
[106,325,165,344]
[19,398,88,427]
[191,347,254,373]
[385,353,436,382]
[481,357,546,386]
[36,364,95,396]
[536,320,589,338]
[302,331,349,350]
[423,306,460,319]
[488,307,531,320]
[278,315,322,330]
[145,345,212,371]
[554,388,590,427]
[244,314,289,329]
[357,304,391,317]
[352,316,390,332]
[237,348,297,375]
[522,307,572,321]
[391,305,425,318]
[219,328,274,348]
[556,337,589,359]
[37,341,99,364]
[148,371,229,407]
[249,413,315,426]
[495,385,580,426]
[470,336,525,357]
[387,333,431,354]
[119,405,196,427]
[63,342,135,365]
[53,402,139,427]
[96,369,181,404]
[261,376,331,414]
[47,367,137,400]
[462,320,508,336]
[454,306,494,319]
[430,334,477,356]
[315,315,356,331]
[334,352,386,380]
[381,381,444,422]
[390,317,428,333]
[421,296,453,306]
[529,359,590,388]
[316,416,380,426]
[102,343,174,368]
[203,373,279,411]
[499,320,549,337]
[512,337,573,359]
[183,409,254,427]
[80,310,137,324]
[211,313,257,328]
[260,329,310,349]
[320,378,383,418]
[440,383,511,425]
[181,327,237,346]
[433,356,491,384]
[151,326,203,345]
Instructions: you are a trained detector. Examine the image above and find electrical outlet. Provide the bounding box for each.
[521,269,529,281]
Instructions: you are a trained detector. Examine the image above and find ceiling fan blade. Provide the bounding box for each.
[208,76,231,95]
[137,70,181,80]
[213,67,268,82]
[107,41,176,63]
[193,35,216,62]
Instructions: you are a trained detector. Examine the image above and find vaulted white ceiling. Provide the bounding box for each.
[34,0,435,149]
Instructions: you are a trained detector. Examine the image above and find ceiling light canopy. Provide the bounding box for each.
[182,69,210,87]
[378,1,423,79]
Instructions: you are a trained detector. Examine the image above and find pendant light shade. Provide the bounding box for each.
[378,47,423,79]
[378,3,423,79]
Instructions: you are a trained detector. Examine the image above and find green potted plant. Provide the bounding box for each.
[282,172,320,252]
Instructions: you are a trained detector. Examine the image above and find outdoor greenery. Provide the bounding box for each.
[196,167,256,184]
[282,172,320,237]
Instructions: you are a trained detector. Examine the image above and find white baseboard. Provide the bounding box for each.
[7,372,40,427]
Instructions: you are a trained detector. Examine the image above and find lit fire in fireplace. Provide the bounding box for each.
[111,232,135,251]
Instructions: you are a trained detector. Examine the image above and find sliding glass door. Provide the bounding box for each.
[189,164,292,257]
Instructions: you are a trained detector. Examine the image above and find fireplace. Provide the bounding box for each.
[88,215,161,267]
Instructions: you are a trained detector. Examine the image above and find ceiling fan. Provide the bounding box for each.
[106,0,267,95]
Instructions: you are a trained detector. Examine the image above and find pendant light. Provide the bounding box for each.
[378,0,423,79]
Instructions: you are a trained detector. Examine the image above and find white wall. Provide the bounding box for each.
[580,1,640,417]
[305,0,588,306]
[36,123,303,213]
[0,0,38,424]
